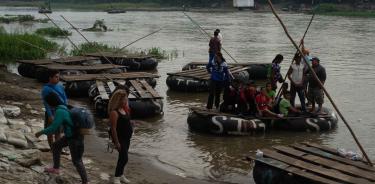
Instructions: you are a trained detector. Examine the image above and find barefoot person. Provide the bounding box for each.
[35,93,88,184]
[108,90,133,184]
[41,69,68,152]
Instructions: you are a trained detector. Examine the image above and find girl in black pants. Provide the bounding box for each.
[108,89,133,184]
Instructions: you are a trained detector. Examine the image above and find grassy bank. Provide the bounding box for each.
[0,31,58,61]
[35,27,71,37]
[314,3,375,18]
[70,42,118,56]
[0,14,48,23]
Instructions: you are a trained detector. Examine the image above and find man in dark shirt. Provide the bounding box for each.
[208,30,221,63]
[308,57,326,114]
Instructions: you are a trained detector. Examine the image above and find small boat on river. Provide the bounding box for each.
[167,62,269,92]
[187,107,338,135]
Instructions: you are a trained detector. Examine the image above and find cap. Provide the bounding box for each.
[311,57,320,62]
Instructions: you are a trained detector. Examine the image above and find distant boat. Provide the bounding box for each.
[106,9,126,14]
[38,0,52,14]
[38,8,52,14]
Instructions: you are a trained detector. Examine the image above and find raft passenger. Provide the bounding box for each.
[287,53,307,112]
[208,30,221,63]
[255,87,283,118]
[206,52,231,110]
[308,57,326,114]
[220,79,246,114]
[269,54,284,90]
[279,91,301,117]
[243,81,257,115]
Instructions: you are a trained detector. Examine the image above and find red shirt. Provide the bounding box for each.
[255,94,271,111]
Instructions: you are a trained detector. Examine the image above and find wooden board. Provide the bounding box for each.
[249,144,375,184]
[60,72,159,82]
[85,52,152,59]
[292,144,375,172]
[262,149,373,184]
[17,56,98,65]
[40,63,126,71]
[167,66,249,81]
[139,80,162,98]
[248,155,342,184]
[96,81,109,100]
[96,79,162,100]
[273,146,375,181]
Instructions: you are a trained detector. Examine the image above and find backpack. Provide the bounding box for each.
[69,106,95,135]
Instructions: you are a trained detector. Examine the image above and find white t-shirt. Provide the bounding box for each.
[291,63,305,85]
[218,33,223,43]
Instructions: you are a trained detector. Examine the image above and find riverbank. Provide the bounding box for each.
[0,65,216,184]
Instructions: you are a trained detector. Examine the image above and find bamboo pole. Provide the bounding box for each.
[43,14,80,51]
[183,12,239,63]
[15,38,48,53]
[274,13,315,101]
[60,15,115,66]
[116,28,163,53]
[266,0,373,166]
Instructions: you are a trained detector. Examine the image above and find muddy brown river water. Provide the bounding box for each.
[1,7,375,183]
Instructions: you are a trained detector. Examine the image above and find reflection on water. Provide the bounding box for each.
[2,7,375,183]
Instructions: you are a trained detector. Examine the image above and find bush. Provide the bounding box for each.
[0,15,35,23]
[147,47,167,59]
[0,32,58,61]
[315,3,340,13]
[35,27,72,37]
[70,42,118,56]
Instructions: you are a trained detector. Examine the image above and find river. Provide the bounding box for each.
[1,7,375,183]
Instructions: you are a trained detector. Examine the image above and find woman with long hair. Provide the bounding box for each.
[108,89,132,184]
[270,54,284,90]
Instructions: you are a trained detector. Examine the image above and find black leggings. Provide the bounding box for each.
[207,80,224,109]
[115,138,131,177]
[52,136,88,183]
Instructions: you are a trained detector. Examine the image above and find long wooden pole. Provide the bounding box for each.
[266,0,373,166]
[274,13,315,101]
[60,15,115,66]
[43,13,80,51]
[183,12,239,63]
[116,28,163,53]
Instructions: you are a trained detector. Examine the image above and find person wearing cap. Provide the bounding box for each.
[208,30,221,63]
[308,57,326,114]
[206,52,231,110]
[287,53,306,112]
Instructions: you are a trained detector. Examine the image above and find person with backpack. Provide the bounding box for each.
[35,92,89,184]
[108,89,133,184]
[41,69,67,150]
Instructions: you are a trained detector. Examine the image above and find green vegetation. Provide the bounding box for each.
[0,32,58,61]
[82,19,109,32]
[314,3,375,17]
[70,42,118,56]
[0,14,49,23]
[146,47,167,59]
[35,27,72,37]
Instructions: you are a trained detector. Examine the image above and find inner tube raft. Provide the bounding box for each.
[166,70,250,92]
[187,107,338,135]
[93,95,163,118]
[102,57,158,71]
[187,109,267,135]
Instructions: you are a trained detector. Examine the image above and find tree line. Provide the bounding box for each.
[17,0,375,7]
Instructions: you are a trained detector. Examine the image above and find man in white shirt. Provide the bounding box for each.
[287,53,306,112]
[215,29,222,44]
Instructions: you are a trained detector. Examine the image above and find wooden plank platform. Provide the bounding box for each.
[39,63,126,71]
[17,56,98,65]
[60,72,159,82]
[248,143,375,184]
[85,52,152,59]
[167,66,249,80]
[96,79,163,100]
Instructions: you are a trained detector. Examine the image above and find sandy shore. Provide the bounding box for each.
[0,66,218,184]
